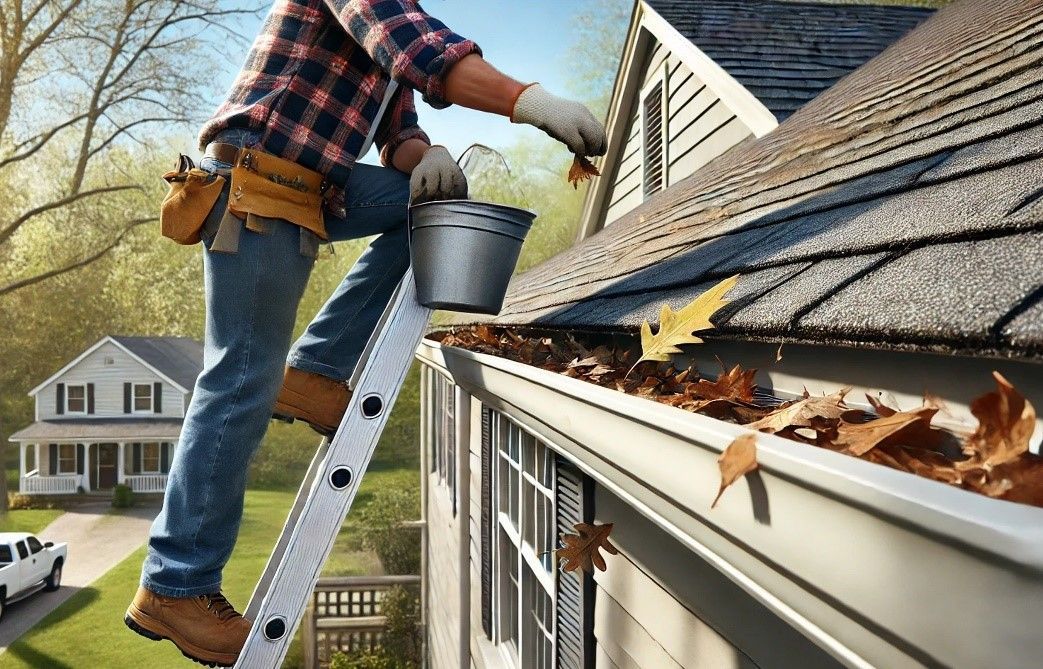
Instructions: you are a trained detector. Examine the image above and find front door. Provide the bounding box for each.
[97,443,118,490]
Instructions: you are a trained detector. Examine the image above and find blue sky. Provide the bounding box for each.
[209,0,611,162]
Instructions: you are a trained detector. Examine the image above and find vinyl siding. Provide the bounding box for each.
[35,341,186,419]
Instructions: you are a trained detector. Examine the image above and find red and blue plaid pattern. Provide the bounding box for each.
[199,0,479,196]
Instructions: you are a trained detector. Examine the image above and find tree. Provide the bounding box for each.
[0,0,258,298]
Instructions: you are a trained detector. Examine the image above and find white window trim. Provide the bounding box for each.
[57,443,77,475]
[639,61,669,199]
[133,383,154,414]
[65,384,87,415]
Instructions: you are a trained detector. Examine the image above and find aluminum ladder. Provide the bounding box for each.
[235,270,432,667]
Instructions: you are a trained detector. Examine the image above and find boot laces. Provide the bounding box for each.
[199,592,240,622]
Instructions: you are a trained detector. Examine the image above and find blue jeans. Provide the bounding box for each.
[141,129,411,597]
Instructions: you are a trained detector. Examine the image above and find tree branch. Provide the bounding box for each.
[0,184,140,246]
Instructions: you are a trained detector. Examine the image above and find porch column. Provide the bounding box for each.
[83,442,92,492]
[19,443,25,479]
[117,442,125,484]
[34,443,40,475]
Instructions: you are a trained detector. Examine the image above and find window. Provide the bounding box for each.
[15,541,28,560]
[57,443,77,474]
[134,383,154,412]
[426,368,457,511]
[0,546,11,563]
[27,536,43,554]
[642,78,666,198]
[66,384,86,413]
[492,411,556,668]
[141,442,161,473]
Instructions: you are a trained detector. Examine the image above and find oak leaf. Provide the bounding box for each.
[634,276,738,371]
[959,371,1036,470]
[568,155,601,189]
[695,362,757,403]
[556,522,618,573]
[746,388,850,434]
[835,407,938,457]
[712,433,758,508]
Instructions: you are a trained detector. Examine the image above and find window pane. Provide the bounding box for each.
[499,532,519,650]
[142,443,160,472]
[67,385,85,412]
[509,464,519,527]
[134,384,152,411]
[0,546,12,563]
[16,542,28,559]
[58,443,76,474]
[27,537,42,554]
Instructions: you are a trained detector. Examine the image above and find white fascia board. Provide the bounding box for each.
[416,340,1043,669]
[107,338,190,394]
[27,335,190,396]
[640,1,778,138]
[8,434,181,443]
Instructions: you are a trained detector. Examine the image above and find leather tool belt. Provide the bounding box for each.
[159,143,328,258]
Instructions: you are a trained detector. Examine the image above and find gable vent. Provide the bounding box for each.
[104,356,114,365]
[642,80,665,198]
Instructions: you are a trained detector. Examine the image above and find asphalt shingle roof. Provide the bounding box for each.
[9,418,184,441]
[111,336,203,390]
[475,0,1043,361]
[645,0,934,120]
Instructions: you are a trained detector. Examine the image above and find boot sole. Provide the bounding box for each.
[124,606,238,668]
[271,411,336,439]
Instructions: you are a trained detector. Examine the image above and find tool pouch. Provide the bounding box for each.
[226,149,327,241]
[160,154,226,245]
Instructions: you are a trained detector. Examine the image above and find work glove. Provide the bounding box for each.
[410,145,468,204]
[511,84,607,157]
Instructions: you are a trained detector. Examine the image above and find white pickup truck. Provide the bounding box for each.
[0,532,67,621]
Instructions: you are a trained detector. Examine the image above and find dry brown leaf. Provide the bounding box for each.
[959,371,1036,470]
[567,155,601,189]
[556,522,618,573]
[746,388,851,434]
[835,407,938,456]
[775,342,784,363]
[866,394,898,417]
[712,433,758,508]
[634,275,738,370]
[695,363,757,403]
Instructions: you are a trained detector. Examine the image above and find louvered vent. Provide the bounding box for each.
[642,80,665,198]
[555,457,593,669]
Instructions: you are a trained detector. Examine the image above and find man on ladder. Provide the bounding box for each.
[124,0,606,666]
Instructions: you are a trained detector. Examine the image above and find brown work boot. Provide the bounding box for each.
[125,586,250,667]
[272,365,352,437]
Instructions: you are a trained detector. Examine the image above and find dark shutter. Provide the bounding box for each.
[555,457,595,669]
[160,443,170,473]
[132,443,141,474]
[480,406,493,638]
[153,382,162,413]
[56,383,65,415]
[87,383,95,414]
[76,443,85,475]
[49,444,58,475]
[123,383,132,413]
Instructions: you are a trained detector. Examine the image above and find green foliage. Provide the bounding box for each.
[381,585,423,666]
[329,648,404,669]
[356,478,421,575]
[112,484,134,508]
[7,493,58,511]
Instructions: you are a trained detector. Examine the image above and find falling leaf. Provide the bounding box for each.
[712,433,758,508]
[634,275,738,371]
[959,371,1036,470]
[746,388,850,433]
[556,522,618,573]
[568,155,601,189]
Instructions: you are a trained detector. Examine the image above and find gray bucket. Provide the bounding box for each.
[409,199,536,314]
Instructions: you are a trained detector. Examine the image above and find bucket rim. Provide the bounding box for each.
[408,198,536,220]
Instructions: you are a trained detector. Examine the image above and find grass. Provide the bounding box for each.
[0,508,64,534]
[2,464,418,668]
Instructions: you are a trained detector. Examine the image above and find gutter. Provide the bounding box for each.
[417,339,1043,669]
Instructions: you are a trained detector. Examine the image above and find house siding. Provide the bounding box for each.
[602,35,754,228]
[36,341,185,419]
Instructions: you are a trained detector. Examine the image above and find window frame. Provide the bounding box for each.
[640,63,669,199]
[57,443,77,475]
[140,442,162,474]
[15,541,28,560]
[65,383,86,414]
[133,383,154,413]
[27,536,43,555]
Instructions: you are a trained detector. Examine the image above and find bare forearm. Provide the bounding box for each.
[392,138,432,173]
[444,54,527,117]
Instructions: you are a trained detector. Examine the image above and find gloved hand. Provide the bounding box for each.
[511,84,607,157]
[410,145,468,204]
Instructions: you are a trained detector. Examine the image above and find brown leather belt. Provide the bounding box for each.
[202,142,243,168]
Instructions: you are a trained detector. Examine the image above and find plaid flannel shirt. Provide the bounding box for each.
[198,0,480,214]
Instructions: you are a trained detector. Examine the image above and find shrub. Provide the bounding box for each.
[381,585,422,666]
[328,648,403,669]
[356,482,420,575]
[7,493,57,510]
[112,484,134,508]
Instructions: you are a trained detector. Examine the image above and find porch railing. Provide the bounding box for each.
[123,474,168,493]
[21,473,81,494]
[302,575,422,669]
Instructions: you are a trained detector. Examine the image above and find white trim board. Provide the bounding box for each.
[28,336,189,396]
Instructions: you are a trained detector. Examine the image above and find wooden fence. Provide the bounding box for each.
[302,575,422,668]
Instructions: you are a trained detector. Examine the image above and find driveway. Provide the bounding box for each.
[0,502,159,651]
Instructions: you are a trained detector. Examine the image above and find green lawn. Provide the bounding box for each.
[3,465,418,668]
[0,508,64,534]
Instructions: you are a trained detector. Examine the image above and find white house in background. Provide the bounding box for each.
[9,335,203,496]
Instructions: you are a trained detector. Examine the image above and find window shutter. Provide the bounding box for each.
[56,383,65,415]
[161,443,170,473]
[153,382,162,413]
[76,444,85,475]
[123,383,132,413]
[480,405,493,639]
[87,383,95,414]
[555,457,594,669]
[49,444,58,475]
[642,80,665,198]
[133,443,141,473]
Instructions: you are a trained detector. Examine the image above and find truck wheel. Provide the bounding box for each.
[45,562,62,592]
